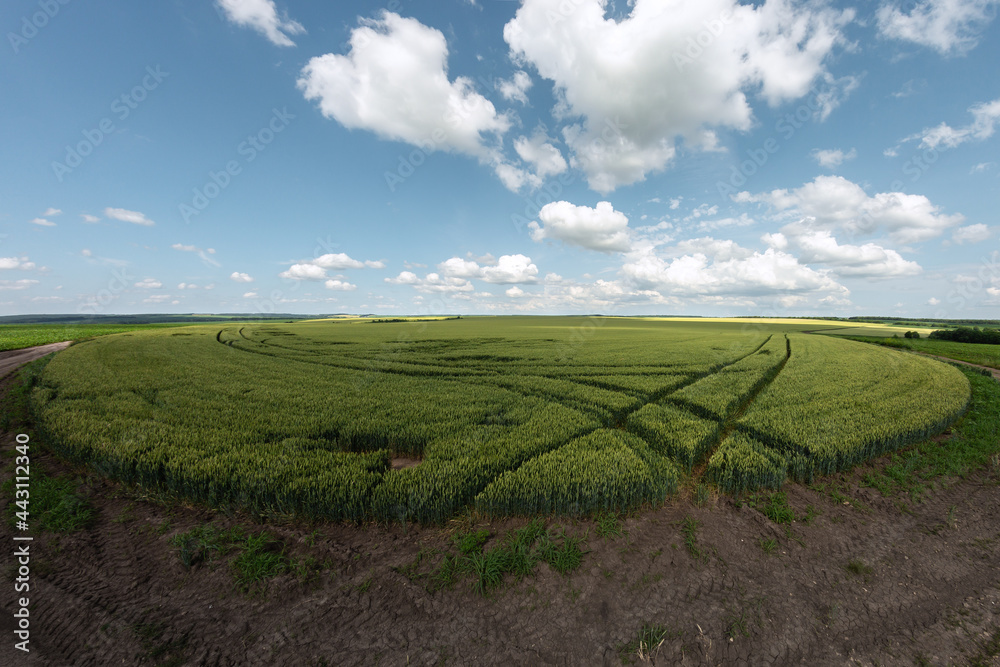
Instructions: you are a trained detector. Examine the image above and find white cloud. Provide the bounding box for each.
[787,229,922,277]
[811,147,857,168]
[177,283,200,290]
[514,132,568,182]
[622,242,849,299]
[390,254,540,293]
[0,256,36,271]
[506,286,526,297]
[104,207,155,226]
[952,223,991,244]
[312,253,373,270]
[674,237,753,262]
[81,249,92,257]
[504,0,854,192]
[906,98,1000,150]
[971,161,996,173]
[142,294,177,304]
[134,278,162,289]
[280,253,385,281]
[438,257,482,279]
[298,12,511,181]
[877,0,999,55]
[172,243,197,252]
[80,214,100,223]
[928,296,941,305]
[42,208,61,216]
[529,201,631,253]
[216,0,304,47]
[743,175,964,244]
[30,218,55,227]
[385,271,474,293]
[0,279,39,291]
[497,70,533,104]
[480,254,539,284]
[230,271,254,283]
[324,279,357,291]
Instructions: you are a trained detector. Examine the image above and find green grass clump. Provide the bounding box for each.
[680,516,702,561]
[844,559,873,576]
[594,511,623,540]
[618,624,680,664]
[3,466,92,533]
[169,524,298,593]
[454,528,490,555]
[408,519,586,596]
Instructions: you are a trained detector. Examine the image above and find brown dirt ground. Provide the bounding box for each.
[0,342,71,382]
[1,375,999,666]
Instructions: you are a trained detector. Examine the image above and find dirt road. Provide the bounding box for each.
[0,341,71,380]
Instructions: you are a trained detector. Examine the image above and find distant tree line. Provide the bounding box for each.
[928,326,1000,345]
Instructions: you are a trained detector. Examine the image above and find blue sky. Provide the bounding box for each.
[1,0,998,317]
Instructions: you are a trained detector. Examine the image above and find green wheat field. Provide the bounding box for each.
[26,317,970,523]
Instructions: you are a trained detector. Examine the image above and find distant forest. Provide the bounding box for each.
[928,326,1000,345]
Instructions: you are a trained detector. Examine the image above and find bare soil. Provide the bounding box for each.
[0,342,71,381]
[1,373,999,665]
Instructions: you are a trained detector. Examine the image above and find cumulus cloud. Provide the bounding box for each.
[216,0,304,47]
[506,286,526,297]
[385,271,474,293]
[514,131,568,182]
[42,208,61,216]
[904,97,1000,150]
[298,12,513,184]
[30,218,55,227]
[497,70,533,104]
[0,256,36,271]
[529,201,631,253]
[811,147,857,168]
[622,241,849,299]
[877,0,999,55]
[80,214,100,223]
[104,207,155,226]
[280,253,385,281]
[504,0,854,192]
[134,278,162,289]
[952,223,991,244]
[230,271,254,283]
[742,175,964,243]
[479,254,539,284]
[312,253,385,270]
[783,230,922,277]
[324,279,357,291]
[389,254,540,293]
